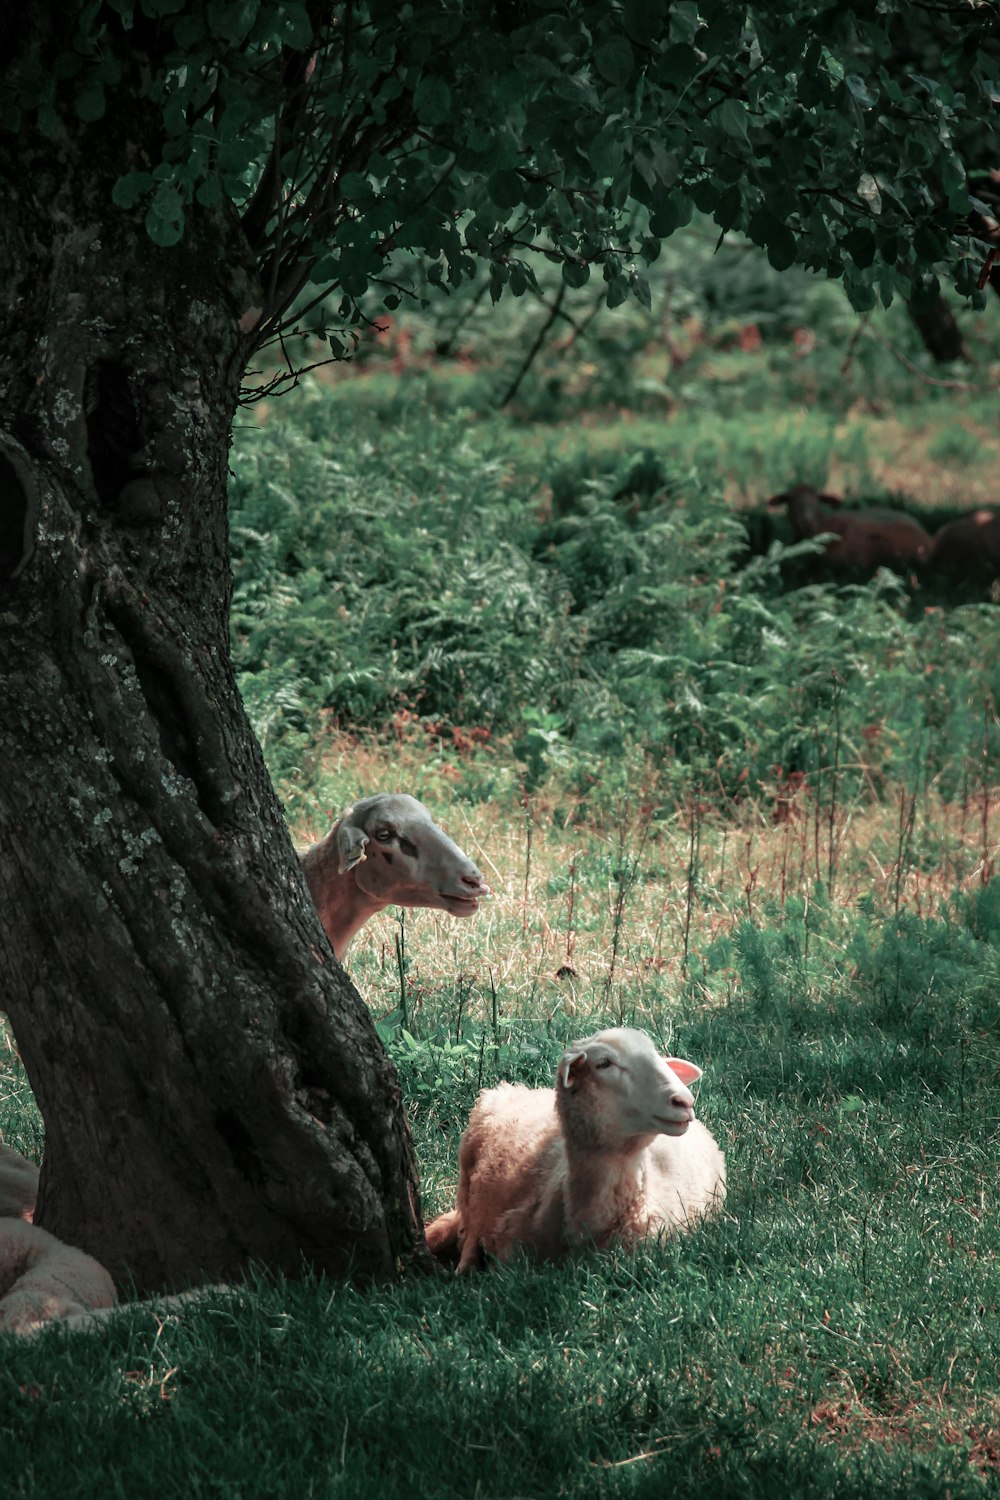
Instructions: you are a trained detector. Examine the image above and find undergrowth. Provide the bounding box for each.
[231,394,999,814]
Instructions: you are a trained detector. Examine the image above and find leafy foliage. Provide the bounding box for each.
[231,386,999,803]
[4,1,998,381]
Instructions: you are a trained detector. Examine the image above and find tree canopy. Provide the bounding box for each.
[6,1,997,383]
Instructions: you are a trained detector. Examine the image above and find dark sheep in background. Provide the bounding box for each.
[929,509,1000,579]
[767,484,932,572]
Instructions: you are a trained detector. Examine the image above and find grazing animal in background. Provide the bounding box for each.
[299,793,490,961]
[425,1027,726,1270]
[767,484,932,572]
[0,1143,39,1220]
[929,509,1000,579]
[0,1217,116,1335]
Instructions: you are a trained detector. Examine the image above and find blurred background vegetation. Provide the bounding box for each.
[231,221,1000,822]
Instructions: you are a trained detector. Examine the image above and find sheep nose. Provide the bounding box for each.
[462,871,490,894]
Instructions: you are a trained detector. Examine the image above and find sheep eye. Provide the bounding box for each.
[374,827,394,843]
[594,1058,614,1070]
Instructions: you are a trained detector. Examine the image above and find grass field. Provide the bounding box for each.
[2,271,1000,1498]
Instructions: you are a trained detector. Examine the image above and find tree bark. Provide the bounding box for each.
[0,129,425,1293]
[908,295,968,364]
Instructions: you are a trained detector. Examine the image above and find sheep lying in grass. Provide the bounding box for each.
[425,1027,726,1270]
[768,484,932,572]
[299,793,490,960]
[0,1218,116,1335]
[0,1144,39,1220]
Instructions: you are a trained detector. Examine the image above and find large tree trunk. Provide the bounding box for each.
[908,295,968,363]
[0,130,425,1293]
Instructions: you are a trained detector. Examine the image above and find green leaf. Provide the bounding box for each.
[195,176,223,207]
[845,74,878,108]
[715,98,749,145]
[594,37,635,88]
[629,269,652,310]
[606,275,630,309]
[339,172,373,203]
[633,142,680,192]
[413,75,452,127]
[279,2,312,48]
[689,179,718,214]
[588,127,625,180]
[659,42,701,87]
[207,0,257,42]
[914,225,948,263]
[487,169,524,210]
[75,81,106,122]
[843,226,876,268]
[562,260,591,289]
[713,183,743,232]
[623,0,665,44]
[765,223,797,271]
[145,181,185,247]
[844,271,877,312]
[112,171,154,209]
[649,192,693,236]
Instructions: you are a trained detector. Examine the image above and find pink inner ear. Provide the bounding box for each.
[666,1057,703,1085]
[560,1051,588,1089]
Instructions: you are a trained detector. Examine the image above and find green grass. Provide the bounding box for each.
[2,778,999,1498]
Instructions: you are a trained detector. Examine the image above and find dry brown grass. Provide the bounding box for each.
[288,728,1000,1031]
[827,412,1000,513]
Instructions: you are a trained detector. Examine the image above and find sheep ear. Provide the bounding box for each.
[336,822,369,873]
[666,1057,702,1086]
[559,1049,589,1090]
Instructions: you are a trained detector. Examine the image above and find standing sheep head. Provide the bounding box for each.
[334,793,490,916]
[558,1028,703,1142]
[766,485,843,529]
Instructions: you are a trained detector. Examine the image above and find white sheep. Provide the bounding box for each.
[425,1027,726,1270]
[0,1143,39,1220]
[768,484,932,572]
[299,792,490,961]
[0,1218,117,1335]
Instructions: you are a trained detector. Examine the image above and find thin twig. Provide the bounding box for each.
[499,283,568,407]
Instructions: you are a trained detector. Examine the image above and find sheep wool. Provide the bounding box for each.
[0,1143,39,1220]
[426,1027,726,1270]
[0,1218,117,1335]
